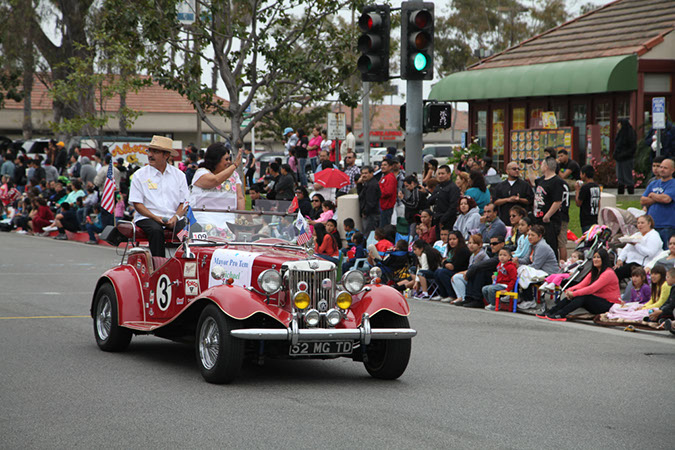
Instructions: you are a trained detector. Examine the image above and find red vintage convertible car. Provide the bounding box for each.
[91,210,416,383]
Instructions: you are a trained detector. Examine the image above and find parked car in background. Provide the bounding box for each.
[422,145,454,160]
[256,152,288,176]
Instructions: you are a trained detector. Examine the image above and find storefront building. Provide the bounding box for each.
[429,0,675,168]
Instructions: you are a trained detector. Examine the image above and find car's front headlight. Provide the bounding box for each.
[258,269,282,295]
[342,270,365,294]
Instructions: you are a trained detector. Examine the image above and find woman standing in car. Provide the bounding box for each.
[189,142,243,224]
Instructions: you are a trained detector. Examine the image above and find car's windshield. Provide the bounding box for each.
[186,209,306,245]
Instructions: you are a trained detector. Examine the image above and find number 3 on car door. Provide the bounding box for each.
[156,274,172,311]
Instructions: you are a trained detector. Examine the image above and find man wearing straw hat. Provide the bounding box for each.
[129,135,189,257]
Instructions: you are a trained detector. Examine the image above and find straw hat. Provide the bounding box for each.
[147,135,179,157]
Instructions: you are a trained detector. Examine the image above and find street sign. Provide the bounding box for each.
[652,97,666,129]
[177,0,196,24]
[327,113,346,140]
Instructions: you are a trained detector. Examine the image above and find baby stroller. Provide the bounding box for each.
[599,207,638,248]
[559,225,613,292]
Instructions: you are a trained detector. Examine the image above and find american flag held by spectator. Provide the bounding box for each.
[100,160,116,214]
[295,210,311,245]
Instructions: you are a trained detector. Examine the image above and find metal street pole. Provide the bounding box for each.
[406,79,423,178]
[363,81,371,165]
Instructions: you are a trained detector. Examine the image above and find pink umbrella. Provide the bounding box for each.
[314,168,350,189]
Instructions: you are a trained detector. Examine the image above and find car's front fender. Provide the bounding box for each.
[351,284,410,327]
[91,266,144,324]
[193,285,292,327]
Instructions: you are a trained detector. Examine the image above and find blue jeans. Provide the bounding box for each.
[309,157,318,172]
[380,208,393,227]
[296,158,308,186]
[482,284,507,305]
[656,227,674,249]
[434,268,456,298]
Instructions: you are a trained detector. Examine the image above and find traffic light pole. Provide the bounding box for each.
[406,79,423,179]
[363,81,371,166]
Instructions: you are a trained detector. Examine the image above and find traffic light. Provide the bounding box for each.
[357,5,391,82]
[425,102,452,131]
[401,1,434,80]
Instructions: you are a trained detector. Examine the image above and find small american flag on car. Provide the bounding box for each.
[295,210,311,246]
[176,205,196,241]
[100,160,116,215]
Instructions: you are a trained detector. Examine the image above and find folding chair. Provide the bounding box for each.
[495,278,519,312]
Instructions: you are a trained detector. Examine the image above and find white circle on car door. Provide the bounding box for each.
[156,274,172,311]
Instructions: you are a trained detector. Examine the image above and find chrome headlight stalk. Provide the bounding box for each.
[258,269,282,295]
[341,270,366,294]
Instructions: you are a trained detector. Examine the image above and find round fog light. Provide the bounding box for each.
[336,291,352,310]
[305,309,320,327]
[294,291,310,310]
[369,267,382,281]
[326,309,341,326]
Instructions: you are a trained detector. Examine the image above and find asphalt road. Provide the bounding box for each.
[1,233,674,449]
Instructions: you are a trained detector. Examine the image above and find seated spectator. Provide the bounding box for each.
[61,180,86,206]
[342,231,367,273]
[308,193,325,221]
[512,217,532,260]
[465,170,491,213]
[275,163,296,200]
[342,218,358,249]
[417,209,437,245]
[540,250,584,292]
[403,239,442,299]
[614,215,663,281]
[433,227,450,258]
[314,223,339,262]
[307,200,335,228]
[325,219,342,250]
[504,205,527,251]
[295,187,313,217]
[483,248,518,310]
[479,203,507,242]
[450,234,488,305]
[623,266,651,304]
[542,249,620,320]
[114,193,126,224]
[382,240,414,286]
[51,202,80,240]
[85,205,103,245]
[651,268,675,326]
[367,227,395,265]
[453,196,481,240]
[27,197,53,235]
[514,225,559,309]
[647,235,675,271]
[432,231,472,302]
[606,265,670,321]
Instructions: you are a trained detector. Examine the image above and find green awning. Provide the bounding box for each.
[429,55,638,101]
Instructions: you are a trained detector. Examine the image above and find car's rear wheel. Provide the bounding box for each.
[93,284,132,351]
[363,314,412,380]
[196,304,244,384]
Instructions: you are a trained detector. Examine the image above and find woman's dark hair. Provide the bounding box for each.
[281,163,292,174]
[413,239,443,271]
[322,200,335,211]
[458,195,477,212]
[326,218,341,248]
[200,142,230,172]
[297,128,305,137]
[650,265,667,304]
[509,205,527,219]
[314,223,327,248]
[352,231,364,246]
[469,169,487,192]
[448,230,467,251]
[590,248,613,283]
[311,193,325,206]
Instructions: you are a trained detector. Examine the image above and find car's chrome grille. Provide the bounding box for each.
[288,268,337,311]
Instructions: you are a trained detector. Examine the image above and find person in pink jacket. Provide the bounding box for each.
[540,248,621,321]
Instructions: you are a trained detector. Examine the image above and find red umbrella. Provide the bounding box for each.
[314,168,350,189]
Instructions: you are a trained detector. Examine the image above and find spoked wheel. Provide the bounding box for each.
[93,284,132,351]
[196,304,244,384]
[363,313,412,380]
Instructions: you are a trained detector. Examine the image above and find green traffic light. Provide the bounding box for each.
[413,53,427,71]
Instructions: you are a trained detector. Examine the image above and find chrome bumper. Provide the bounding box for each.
[230,313,416,346]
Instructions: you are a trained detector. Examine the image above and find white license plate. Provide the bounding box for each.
[289,341,353,356]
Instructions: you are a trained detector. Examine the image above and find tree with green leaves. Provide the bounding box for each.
[127,0,364,147]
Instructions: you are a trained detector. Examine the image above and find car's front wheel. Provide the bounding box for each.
[196,304,244,384]
[93,283,132,352]
[363,314,412,380]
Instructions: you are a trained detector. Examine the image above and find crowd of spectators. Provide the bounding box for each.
[2,131,674,331]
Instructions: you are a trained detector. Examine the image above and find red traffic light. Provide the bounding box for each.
[410,10,431,29]
[359,12,382,32]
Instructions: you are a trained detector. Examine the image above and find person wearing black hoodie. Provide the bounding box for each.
[457,235,506,308]
[613,118,637,195]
